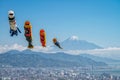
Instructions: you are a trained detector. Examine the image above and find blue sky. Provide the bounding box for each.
[0,0,120,47]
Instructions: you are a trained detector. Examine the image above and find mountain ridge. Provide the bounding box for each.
[80,53,120,65]
[0,50,107,67]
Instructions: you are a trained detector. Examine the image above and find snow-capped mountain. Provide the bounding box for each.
[60,36,103,50]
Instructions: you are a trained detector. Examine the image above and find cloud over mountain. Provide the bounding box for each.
[0,36,120,60]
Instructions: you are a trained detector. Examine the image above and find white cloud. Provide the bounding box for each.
[0,44,26,53]
[0,44,54,54]
[32,46,54,53]
[0,44,120,59]
[64,47,120,54]
[64,47,120,60]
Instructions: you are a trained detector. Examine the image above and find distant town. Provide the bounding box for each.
[0,67,120,80]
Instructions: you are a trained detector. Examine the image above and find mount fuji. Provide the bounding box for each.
[60,36,102,50]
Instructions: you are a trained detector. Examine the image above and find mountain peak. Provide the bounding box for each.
[61,36,103,50]
[69,36,79,40]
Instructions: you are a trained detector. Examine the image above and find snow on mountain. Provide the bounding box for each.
[69,36,79,40]
[60,36,103,50]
